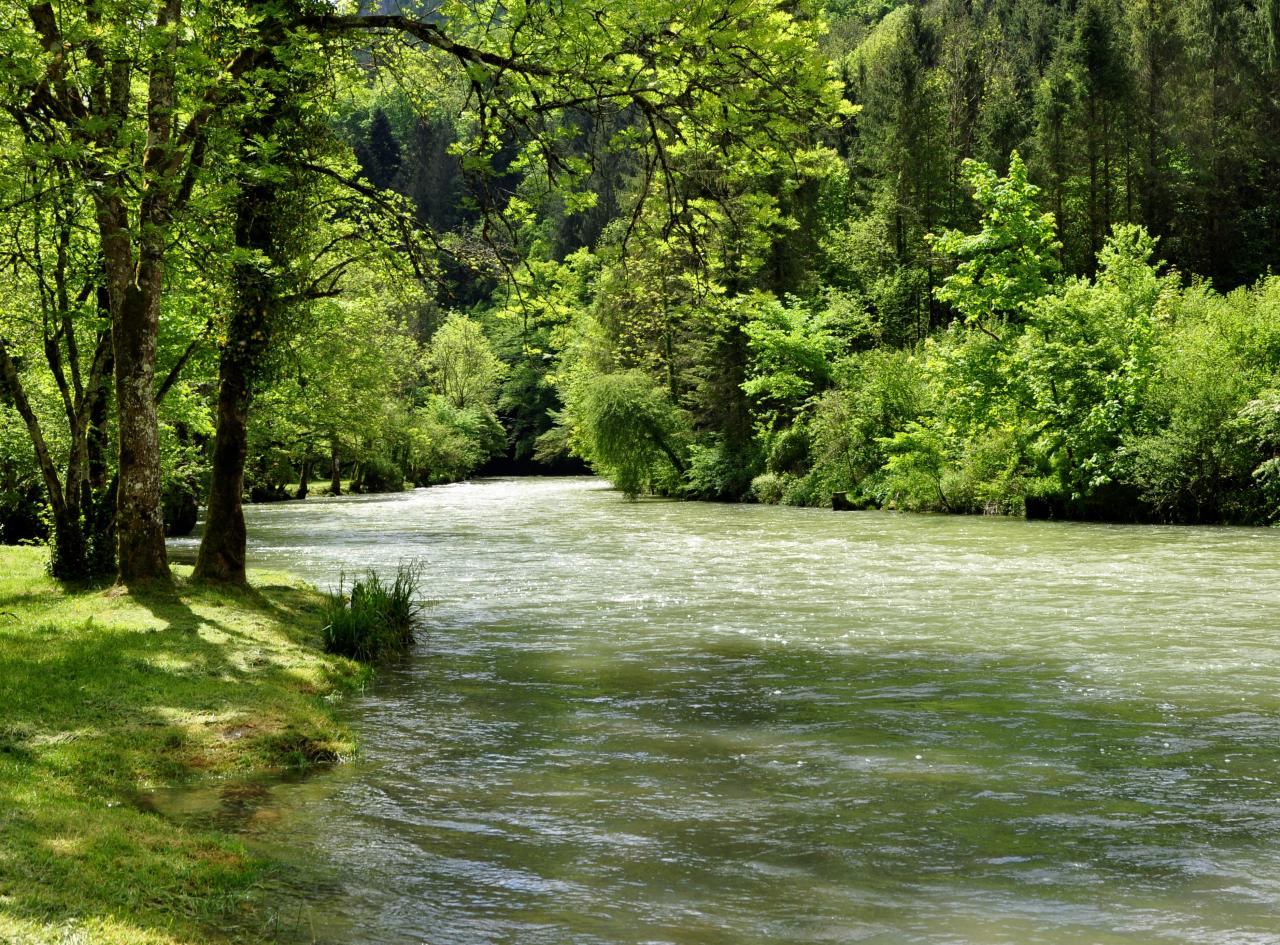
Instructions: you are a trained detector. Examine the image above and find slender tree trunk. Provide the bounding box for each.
[88,331,113,490]
[193,179,275,583]
[1088,95,1100,271]
[113,283,169,583]
[297,450,311,500]
[0,342,73,547]
[1102,108,1112,233]
[193,351,251,584]
[330,438,342,496]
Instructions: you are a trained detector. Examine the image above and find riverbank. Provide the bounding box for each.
[0,547,368,945]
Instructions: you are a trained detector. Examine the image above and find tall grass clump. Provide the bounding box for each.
[321,562,422,660]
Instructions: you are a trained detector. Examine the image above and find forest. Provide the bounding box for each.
[3,0,1280,587]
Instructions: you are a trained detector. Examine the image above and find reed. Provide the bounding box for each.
[321,562,422,660]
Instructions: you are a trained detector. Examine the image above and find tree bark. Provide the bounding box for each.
[297,450,311,500]
[98,0,182,586]
[113,283,169,584]
[192,0,318,583]
[193,350,250,584]
[330,438,342,496]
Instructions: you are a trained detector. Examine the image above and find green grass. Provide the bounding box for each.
[281,479,415,500]
[0,547,370,945]
[283,479,351,499]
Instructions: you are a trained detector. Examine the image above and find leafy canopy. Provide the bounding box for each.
[930,152,1061,329]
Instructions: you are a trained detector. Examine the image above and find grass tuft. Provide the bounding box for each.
[321,562,422,661]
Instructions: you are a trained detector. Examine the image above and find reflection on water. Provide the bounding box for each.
[170,477,1280,944]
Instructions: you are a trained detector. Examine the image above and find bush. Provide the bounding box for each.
[789,349,928,507]
[781,471,826,507]
[750,471,789,504]
[353,453,406,494]
[684,437,757,500]
[1118,277,1280,523]
[321,563,422,661]
[407,396,507,485]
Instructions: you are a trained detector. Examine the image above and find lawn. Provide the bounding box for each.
[0,548,368,944]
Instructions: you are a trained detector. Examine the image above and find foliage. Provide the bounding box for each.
[1121,277,1280,523]
[740,294,839,427]
[426,314,508,412]
[570,370,688,498]
[408,395,507,485]
[929,153,1062,330]
[4,0,1280,578]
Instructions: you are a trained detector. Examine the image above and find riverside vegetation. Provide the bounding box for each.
[0,3,1274,937]
[0,546,370,944]
[4,2,1277,941]
[320,564,423,661]
[4,0,1280,591]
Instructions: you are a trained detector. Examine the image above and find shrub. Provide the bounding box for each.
[321,563,422,661]
[353,453,406,494]
[1118,276,1280,523]
[750,472,789,504]
[407,396,507,485]
[781,471,826,507]
[684,437,757,500]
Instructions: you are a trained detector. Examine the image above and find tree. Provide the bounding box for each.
[2,0,313,583]
[847,4,950,336]
[1072,0,1134,269]
[356,108,403,192]
[0,149,116,577]
[194,0,345,585]
[247,267,423,499]
[573,370,688,498]
[426,314,506,412]
[929,152,1061,332]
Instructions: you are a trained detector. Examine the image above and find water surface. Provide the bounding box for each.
[174,477,1280,944]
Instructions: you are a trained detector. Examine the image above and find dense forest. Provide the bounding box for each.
[3,0,1279,585]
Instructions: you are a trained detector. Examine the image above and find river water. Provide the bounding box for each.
[173,477,1280,944]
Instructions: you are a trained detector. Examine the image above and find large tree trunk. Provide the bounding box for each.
[113,284,169,584]
[192,3,306,584]
[192,150,281,583]
[193,351,250,584]
[97,0,182,586]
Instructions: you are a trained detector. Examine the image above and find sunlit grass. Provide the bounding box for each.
[0,547,370,944]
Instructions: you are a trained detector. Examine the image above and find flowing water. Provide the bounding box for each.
[172,477,1280,944]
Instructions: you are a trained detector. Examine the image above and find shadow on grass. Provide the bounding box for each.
[0,575,359,944]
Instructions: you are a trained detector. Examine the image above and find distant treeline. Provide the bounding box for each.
[342,0,1280,523]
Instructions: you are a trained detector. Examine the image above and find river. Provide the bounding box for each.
[172,476,1280,944]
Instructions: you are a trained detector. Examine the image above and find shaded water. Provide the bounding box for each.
[173,477,1280,944]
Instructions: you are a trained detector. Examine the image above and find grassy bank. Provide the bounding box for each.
[0,547,369,945]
